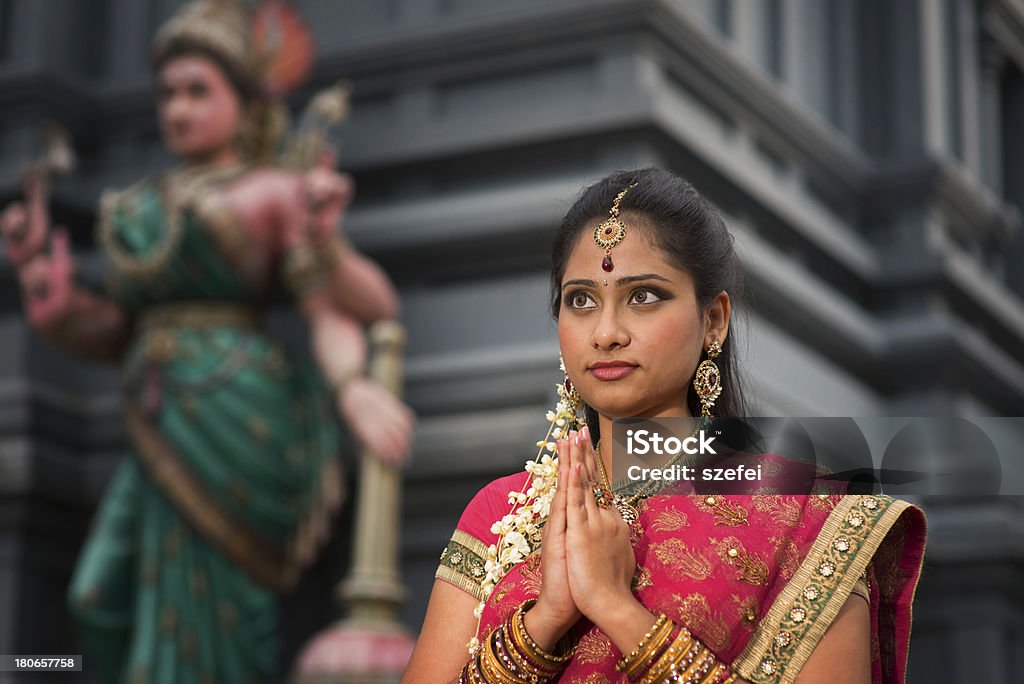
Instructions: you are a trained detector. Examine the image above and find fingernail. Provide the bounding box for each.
[582,425,590,441]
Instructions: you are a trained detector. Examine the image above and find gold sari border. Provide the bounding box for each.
[137,302,263,334]
[126,401,288,590]
[452,529,489,558]
[435,529,489,601]
[732,494,914,683]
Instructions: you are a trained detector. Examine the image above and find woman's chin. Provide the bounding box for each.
[585,398,653,420]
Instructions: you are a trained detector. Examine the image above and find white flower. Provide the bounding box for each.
[504,532,530,561]
[468,387,580,655]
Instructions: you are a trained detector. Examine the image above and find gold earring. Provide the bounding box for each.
[693,339,723,417]
[558,354,586,429]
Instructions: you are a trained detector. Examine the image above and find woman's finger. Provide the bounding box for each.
[581,442,600,519]
[566,438,588,527]
[546,439,568,535]
[579,433,597,484]
[581,426,599,484]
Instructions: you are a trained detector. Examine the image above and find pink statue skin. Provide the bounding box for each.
[0,53,414,464]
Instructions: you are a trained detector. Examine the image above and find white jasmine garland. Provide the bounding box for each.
[466,378,584,655]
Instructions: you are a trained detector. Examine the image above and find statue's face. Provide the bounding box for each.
[157,54,243,162]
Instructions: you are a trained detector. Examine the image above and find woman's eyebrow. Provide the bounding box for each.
[561,273,672,290]
[616,273,672,286]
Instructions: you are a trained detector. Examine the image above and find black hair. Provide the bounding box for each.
[550,167,749,438]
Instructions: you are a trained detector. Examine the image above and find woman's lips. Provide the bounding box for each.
[589,365,638,381]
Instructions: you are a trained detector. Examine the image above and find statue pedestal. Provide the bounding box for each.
[291,620,415,684]
[291,322,415,684]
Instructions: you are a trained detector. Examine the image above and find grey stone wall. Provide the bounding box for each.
[2,0,1023,681]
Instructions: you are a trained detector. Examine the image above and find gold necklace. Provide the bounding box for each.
[594,419,705,524]
[595,441,641,524]
[100,163,249,282]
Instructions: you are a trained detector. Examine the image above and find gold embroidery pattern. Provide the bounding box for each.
[808,493,841,512]
[576,630,613,665]
[671,592,731,654]
[651,537,715,581]
[733,593,761,629]
[754,496,803,528]
[435,530,488,600]
[733,495,911,684]
[769,535,803,582]
[579,674,612,684]
[713,536,769,586]
[651,506,690,532]
[695,495,749,526]
[520,554,543,596]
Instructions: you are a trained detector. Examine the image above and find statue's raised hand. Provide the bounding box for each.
[1,173,50,268]
[302,147,354,244]
[14,228,74,333]
[2,174,75,332]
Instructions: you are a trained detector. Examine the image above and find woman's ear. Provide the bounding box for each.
[704,290,731,348]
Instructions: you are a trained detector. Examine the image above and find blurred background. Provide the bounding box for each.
[1,0,1023,682]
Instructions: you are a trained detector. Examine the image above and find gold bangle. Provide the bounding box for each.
[496,620,545,684]
[328,368,362,397]
[320,234,350,269]
[700,662,732,684]
[501,624,548,683]
[512,600,575,667]
[479,628,521,684]
[680,647,716,682]
[640,630,700,684]
[617,613,672,676]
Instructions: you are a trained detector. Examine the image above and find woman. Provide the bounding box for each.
[403,168,926,683]
[0,1,413,682]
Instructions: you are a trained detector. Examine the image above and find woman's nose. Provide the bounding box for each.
[591,306,630,350]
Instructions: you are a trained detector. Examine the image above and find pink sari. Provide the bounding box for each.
[436,460,927,684]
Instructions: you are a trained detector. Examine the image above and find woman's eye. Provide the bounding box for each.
[629,288,663,305]
[567,292,596,309]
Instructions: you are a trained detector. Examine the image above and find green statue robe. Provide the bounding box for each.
[68,168,342,684]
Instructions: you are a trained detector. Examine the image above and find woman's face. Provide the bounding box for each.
[558,218,722,419]
[157,54,243,162]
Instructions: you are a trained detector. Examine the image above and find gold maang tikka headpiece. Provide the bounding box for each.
[153,0,258,88]
[593,181,637,272]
